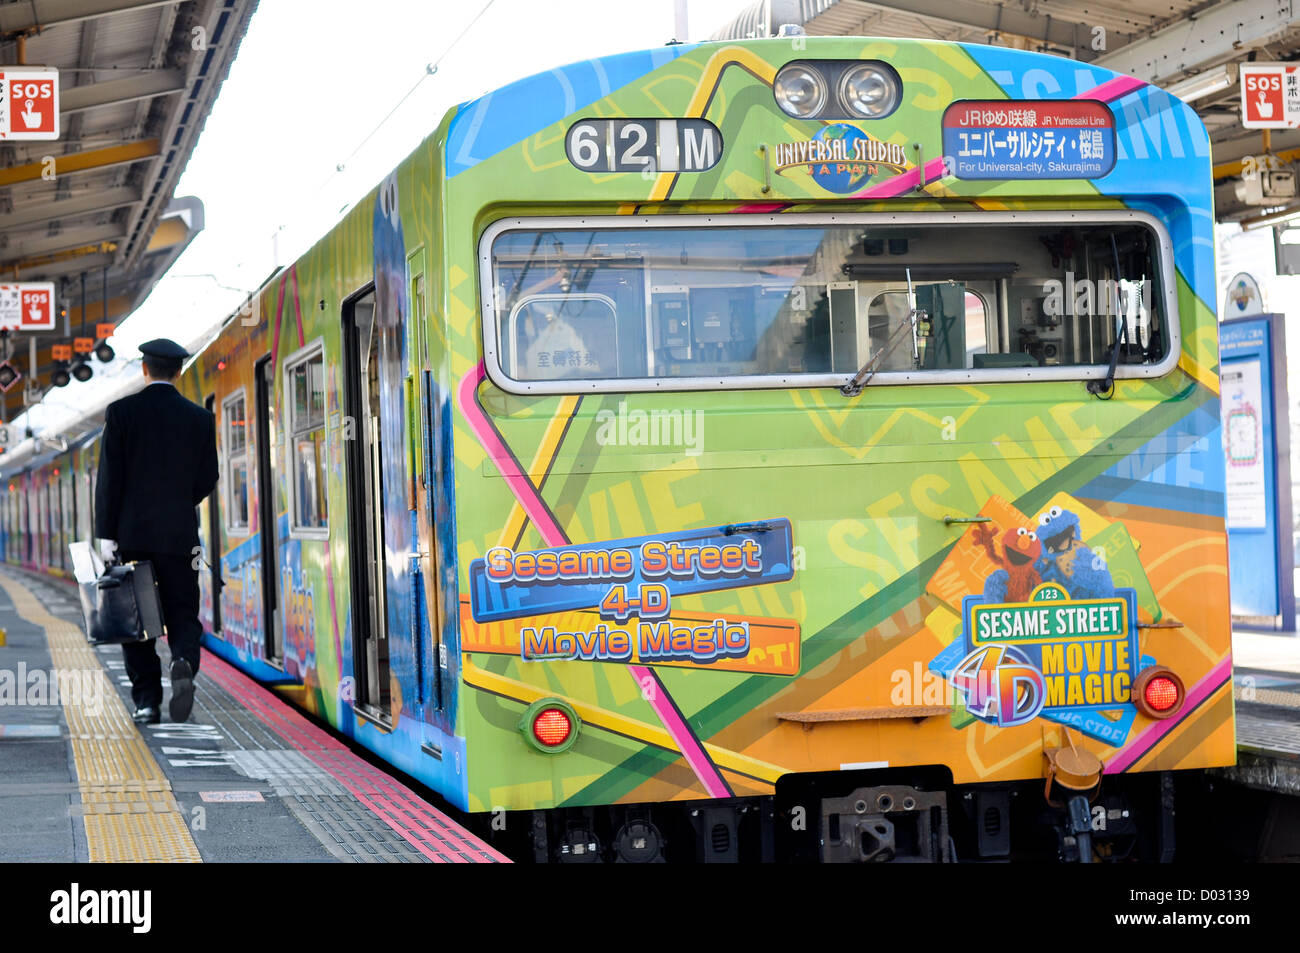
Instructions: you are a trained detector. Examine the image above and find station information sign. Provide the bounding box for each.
[0,283,56,331]
[1241,63,1300,129]
[0,68,60,140]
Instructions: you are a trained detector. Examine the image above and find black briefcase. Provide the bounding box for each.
[78,561,166,645]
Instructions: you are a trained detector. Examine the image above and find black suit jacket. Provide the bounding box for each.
[94,382,219,555]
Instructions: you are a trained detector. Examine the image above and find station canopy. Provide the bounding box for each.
[0,0,257,397]
[712,0,1300,224]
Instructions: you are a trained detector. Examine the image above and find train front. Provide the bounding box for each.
[442,35,1228,862]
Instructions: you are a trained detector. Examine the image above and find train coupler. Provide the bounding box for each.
[819,784,951,862]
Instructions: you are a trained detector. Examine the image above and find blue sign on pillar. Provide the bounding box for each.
[1220,314,1295,630]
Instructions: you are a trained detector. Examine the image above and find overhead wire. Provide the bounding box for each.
[244,0,499,278]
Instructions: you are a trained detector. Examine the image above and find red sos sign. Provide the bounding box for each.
[1242,66,1290,128]
[0,69,59,139]
[21,286,55,330]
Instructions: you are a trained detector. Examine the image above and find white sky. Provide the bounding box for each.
[21,0,750,436]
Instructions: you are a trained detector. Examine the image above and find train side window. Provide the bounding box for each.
[223,391,250,533]
[285,344,328,535]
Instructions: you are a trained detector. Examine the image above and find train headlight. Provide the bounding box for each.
[774,63,828,118]
[1133,666,1185,719]
[840,64,899,119]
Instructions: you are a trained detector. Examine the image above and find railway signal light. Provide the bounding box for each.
[520,698,580,753]
[71,360,93,383]
[94,342,114,362]
[51,364,70,387]
[1133,666,1185,720]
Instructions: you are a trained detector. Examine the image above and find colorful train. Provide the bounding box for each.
[1,33,1229,862]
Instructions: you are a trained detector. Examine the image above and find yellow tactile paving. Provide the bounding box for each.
[0,573,202,862]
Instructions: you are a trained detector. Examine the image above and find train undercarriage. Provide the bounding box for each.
[479,766,1192,863]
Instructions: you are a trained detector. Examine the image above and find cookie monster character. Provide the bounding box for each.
[1033,505,1114,599]
[972,523,1043,603]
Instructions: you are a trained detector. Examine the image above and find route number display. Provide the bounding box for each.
[566,119,721,173]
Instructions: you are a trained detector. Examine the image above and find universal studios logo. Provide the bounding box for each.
[773,123,908,194]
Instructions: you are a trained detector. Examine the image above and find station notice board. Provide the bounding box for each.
[1220,314,1295,630]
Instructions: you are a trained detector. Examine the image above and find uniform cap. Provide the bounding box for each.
[138,338,189,360]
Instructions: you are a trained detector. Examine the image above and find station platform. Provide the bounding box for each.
[0,567,507,863]
[1225,629,1300,797]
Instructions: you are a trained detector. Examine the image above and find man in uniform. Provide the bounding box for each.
[95,338,219,724]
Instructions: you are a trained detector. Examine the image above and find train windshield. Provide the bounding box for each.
[486,218,1170,389]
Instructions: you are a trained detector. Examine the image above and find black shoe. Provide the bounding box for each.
[169,659,195,723]
[132,706,160,725]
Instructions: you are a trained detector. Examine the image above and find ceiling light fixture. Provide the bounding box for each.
[1165,63,1238,103]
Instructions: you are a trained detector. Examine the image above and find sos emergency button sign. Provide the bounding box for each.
[1241,63,1300,129]
[0,68,59,140]
[0,284,56,331]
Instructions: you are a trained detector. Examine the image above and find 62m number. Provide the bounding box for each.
[566,118,722,174]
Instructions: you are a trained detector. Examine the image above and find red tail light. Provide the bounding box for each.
[519,698,581,752]
[1133,667,1184,720]
[532,707,573,747]
[1145,676,1178,711]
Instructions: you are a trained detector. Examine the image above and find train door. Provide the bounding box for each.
[38,480,47,567]
[254,356,282,662]
[23,485,31,564]
[342,287,392,720]
[87,447,97,550]
[409,252,443,716]
[204,394,223,633]
[57,468,69,571]
[48,477,57,570]
[65,465,75,567]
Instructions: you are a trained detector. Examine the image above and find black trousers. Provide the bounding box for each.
[118,550,202,709]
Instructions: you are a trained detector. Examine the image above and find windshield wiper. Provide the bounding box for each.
[841,267,927,397]
[1087,235,1129,399]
